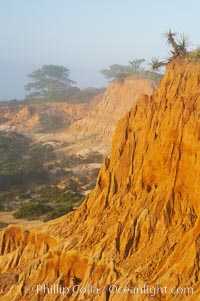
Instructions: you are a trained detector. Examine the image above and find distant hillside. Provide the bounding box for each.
[0,94,103,133]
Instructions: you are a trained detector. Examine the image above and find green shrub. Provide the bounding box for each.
[44,204,73,221]
[38,186,83,204]
[0,131,29,163]
[186,47,200,62]
[0,132,55,191]
[0,222,8,228]
[0,190,30,203]
[55,189,82,203]
[29,143,56,163]
[13,201,53,220]
[38,186,60,200]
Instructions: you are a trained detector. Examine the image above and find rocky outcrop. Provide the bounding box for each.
[0,95,102,133]
[67,78,156,149]
[0,59,200,300]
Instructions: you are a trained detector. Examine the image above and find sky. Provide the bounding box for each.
[0,0,199,100]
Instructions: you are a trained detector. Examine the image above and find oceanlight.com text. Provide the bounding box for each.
[36,283,194,297]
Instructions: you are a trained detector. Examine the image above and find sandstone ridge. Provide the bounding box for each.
[0,60,200,300]
[0,96,102,133]
[67,78,156,149]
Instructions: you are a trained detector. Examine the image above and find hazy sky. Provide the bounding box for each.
[0,0,199,100]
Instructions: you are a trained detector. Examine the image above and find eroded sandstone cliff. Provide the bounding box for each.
[67,78,156,149]
[0,59,200,300]
[0,95,102,133]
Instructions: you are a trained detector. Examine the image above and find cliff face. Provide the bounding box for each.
[67,78,156,149]
[0,60,200,300]
[0,96,102,133]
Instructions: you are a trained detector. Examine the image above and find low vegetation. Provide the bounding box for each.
[0,131,55,191]
[101,59,162,83]
[38,186,83,204]
[13,187,83,221]
[44,204,74,221]
[60,151,103,168]
[0,188,30,211]
[150,30,200,71]
[13,201,53,220]
[186,47,200,62]
[0,133,101,220]
[0,222,8,229]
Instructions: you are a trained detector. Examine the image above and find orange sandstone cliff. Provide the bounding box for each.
[0,95,102,133]
[67,78,156,149]
[0,60,200,300]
